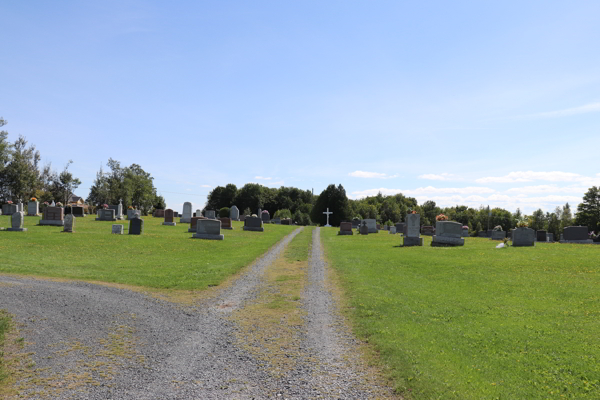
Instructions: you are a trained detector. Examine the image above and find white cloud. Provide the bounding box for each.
[348,170,398,179]
[526,102,600,119]
[476,171,588,184]
[418,173,460,181]
[200,185,211,188]
[506,184,593,194]
[254,176,272,180]
[350,186,495,199]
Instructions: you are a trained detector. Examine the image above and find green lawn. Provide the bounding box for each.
[0,310,9,382]
[0,215,296,290]
[320,228,600,399]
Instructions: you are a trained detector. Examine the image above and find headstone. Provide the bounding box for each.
[205,210,216,219]
[351,219,360,229]
[239,215,247,222]
[1,204,12,215]
[338,221,353,235]
[323,208,333,227]
[536,230,547,242]
[17,202,24,212]
[163,209,176,226]
[389,226,397,234]
[112,224,124,234]
[257,208,262,218]
[281,218,292,225]
[490,231,506,240]
[40,206,65,226]
[63,214,75,233]
[153,209,165,218]
[261,211,270,224]
[27,201,39,216]
[273,218,281,224]
[547,233,554,242]
[193,219,224,240]
[7,211,27,231]
[560,226,593,244]
[512,227,535,246]
[8,204,18,215]
[129,217,144,235]
[230,205,240,221]
[403,213,424,246]
[72,206,85,217]
[219,217,233,230]
[195,210,202,218]
[243,216,264,232]
[421,226,434,236]
[362,219,378,233]
[189,216,207,232]
[96,209,116,221]
[108,203,123,220]
[478,231,487,237]
[127,209,141,219]
[395,222,405,235]
[462,227,469,237]
[432,221,465,246]
[180,202,192,223]
[359,221,369,235]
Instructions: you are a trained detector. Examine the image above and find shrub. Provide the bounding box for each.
[294,210,312,226]
[274,209,292,219]
[219,207,230,218]
[243,207,252,216]
[385,220,393,226]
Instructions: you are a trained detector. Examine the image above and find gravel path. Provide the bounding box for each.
[1,227,397,399]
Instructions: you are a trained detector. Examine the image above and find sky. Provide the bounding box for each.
[2,1,600,214]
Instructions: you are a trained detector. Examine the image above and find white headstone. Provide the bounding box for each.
[323,208,333,227]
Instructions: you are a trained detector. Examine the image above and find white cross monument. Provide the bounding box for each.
[323,208,333,227]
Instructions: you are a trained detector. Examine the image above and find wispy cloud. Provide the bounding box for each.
[254,176,272,180]
[418,173,460,181]
[476,171,588,184]
[200,184,211,188]
[506,184,592,194]
[348,171,398,179]
[525,102,600,119]
[351,186,495,199]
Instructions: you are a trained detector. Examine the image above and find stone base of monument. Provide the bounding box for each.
[403,237,423,246]
[162,222,177,226]
[338,231,353,235]
[222,227,233,230]
[27,213,40,216]
[39,220,65,226]
[431,236,465,246]
[7,227,27,232]
[243,226,264,232]
[96,218,116,222]
[560,239,593,244]
[180,218,191,223]
[193,233,224,240]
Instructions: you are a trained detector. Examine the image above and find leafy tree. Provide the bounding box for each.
[219,207,230,218]
[206,184,238,210]
[234,183,264,214]
[0,118,12,202]
[49,160,81,204]
[153,195,166,210]
[547,212,560,240]
[3,135,40,202]
[123,164,157,213]
[293,210,311,226]
[529,209,546,231]
[274,209,292,219]
[576,187,600,232]
[311,184,349,226]
[561,202,573,231]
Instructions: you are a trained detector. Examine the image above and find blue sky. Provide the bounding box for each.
[2,1,599,214]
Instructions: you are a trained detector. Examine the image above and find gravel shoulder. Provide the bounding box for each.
[1,226,397,399]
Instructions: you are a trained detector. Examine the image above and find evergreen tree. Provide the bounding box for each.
[311,184,349,226]
[575,187,600,232]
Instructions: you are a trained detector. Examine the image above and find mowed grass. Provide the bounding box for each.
[320,228,600,399]
[0,215,296,290]
[0,310,10,381]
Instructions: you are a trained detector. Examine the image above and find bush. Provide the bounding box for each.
[243,207,252,216]
[219,207,230,218]
[274,209,292,219]
[294,210,312,226]
[385,220,393,227]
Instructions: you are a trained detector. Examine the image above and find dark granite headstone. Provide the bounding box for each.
[243,216,264,232]
[129,217,144,235]
[338,221,353,235]
[536,230,547,242]
[563,226,588,241]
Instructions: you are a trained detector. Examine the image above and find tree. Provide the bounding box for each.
[234,183,264,213]
[576,187,600,232]
[206,184,238,210]
[0,118,12,202]
[49,160,81,204]
[529,209,546,231]
[3,135,40,202]
[561,202,573,231]
[311,184,349,226]
[123,164,157,213]
[547,212,560,240]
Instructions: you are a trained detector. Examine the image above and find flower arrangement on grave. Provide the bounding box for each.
[516,218,529,228]
[7,200,12,204]
[102,204,108,209]
[56,202,63,207]
[30,197,37,202]
[435,213,448,221]
[411,210,417,214]
[493,225,503,231]
[262,210,269,214]
[43,201,49,206]
[462,225,469,230]
[128,206,134,209]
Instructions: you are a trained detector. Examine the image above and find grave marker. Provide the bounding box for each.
[96,209,116,221]
[243,216,264,232]
[189,216,207,232]
[432,221,464,246]
[7,212,27,231]
[219,217,233,230]
[230,205,240,221]
[205,210,216,219]
[560,226,593,244]
[40,207,65,226]
[63,214,75,233]
[180,202,192,223]
[323,208,333,227]
[403,213,423,246]
[512,227,535,246]
[338,221,353,235]
[27,201,39,216]
[193,219,224,240]
[163,209,176,226]
[129,217,144,235]
[112,224,124,234]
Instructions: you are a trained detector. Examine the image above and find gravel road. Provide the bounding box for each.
[1,227,397,399]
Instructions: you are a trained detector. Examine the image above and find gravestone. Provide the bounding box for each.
[273,218,281,224]
[432,221,465,246]
[512,227,535,246]
[359,221,369,235]
[112,224,124,234]
[257,208,262,218]
[239,215,247,222]
[219,217,233,230]
[351,219,360,229]
[491,231,506,240]
[163,209,176,226]
[281,218,292,225]
[230,205,240,221]
[193,219,224,240]
[1,204,12,215]
[462,227,469,237]
[27,201,39,216]
[17,203,23,212]
[389,226,397,234]
[205,210,216,219]
[7,212,27,231]
[536,230,547,242]
[40,207,65,226]
[560,226,592,244]
[63,214,75,233]
[127,209,141,219]
[72,206,85,217]
[376,224,382,230]
[338,221,353,235]
[362,219,378,233]
[403,213,424,246]
[323,208,333,227]
[129,217,144,235]
[421,226,434,236]
[96,209,116,221]
[395,222,406,235]
[547,233,554,242]
[153,209,165,218]
[261,211,270,224]
[243,216,264,232]
[108,202,123,220]
[188,216,207,232]
[478,231,487,237]
[180,202,192,223]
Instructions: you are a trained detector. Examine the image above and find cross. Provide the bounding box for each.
[323,208,333,227]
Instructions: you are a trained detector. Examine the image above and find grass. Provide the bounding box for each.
[0,214,296,290]
[320,228,600,399]
[0,310,10,382]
